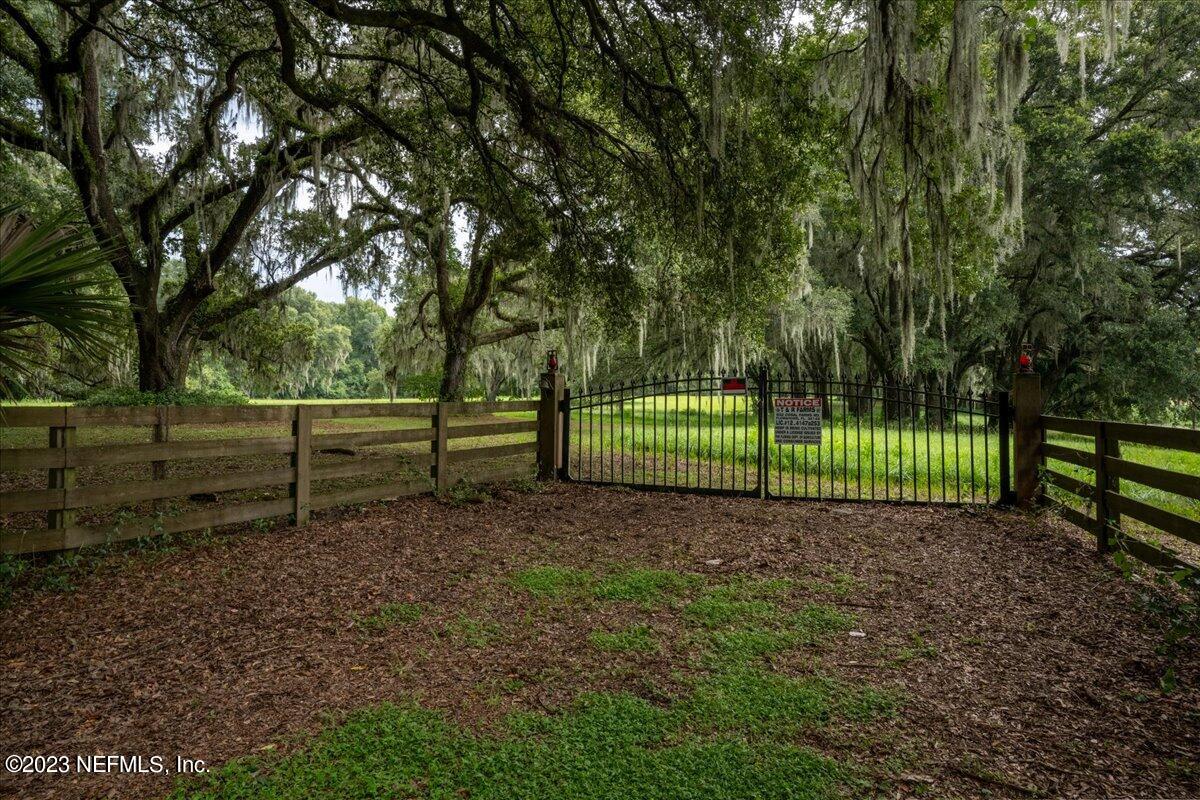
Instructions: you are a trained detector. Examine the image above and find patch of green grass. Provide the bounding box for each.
[592,568,698,605]
[705,628,797,662]
[791,604,856,644]
[173,690,849,800]
[504,477,543,494]
[444,479,493,506]
[678,668,894,737]
[444,614,503,648]
[510,565,593,597]
[355,602,423,632]
[890,633,938,665]
[684,593,777,628]
[680,576,798,629]
[699,605,854,666]
[589,624,659,653]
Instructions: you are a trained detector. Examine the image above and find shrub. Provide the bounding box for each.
[397,372,442,399]
[80,386,250,407]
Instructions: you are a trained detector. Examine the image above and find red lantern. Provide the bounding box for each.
[546,350,558,373]
[1018,345,1034,373]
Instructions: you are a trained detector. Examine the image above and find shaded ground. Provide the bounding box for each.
[1,483,1197,798]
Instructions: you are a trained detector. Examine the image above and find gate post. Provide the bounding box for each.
[1012,367,1043,508]
[558,388,571,480]
[998,390,1012,504]
[538,351,565,480]
[757,366,768,499]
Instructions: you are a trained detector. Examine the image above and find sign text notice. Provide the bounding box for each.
[774,397,822,445]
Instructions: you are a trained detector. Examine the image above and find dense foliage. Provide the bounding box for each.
[79,386,249,407]
[1,0,1196,418]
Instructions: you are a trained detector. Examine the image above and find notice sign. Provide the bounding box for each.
[774,397,822,445]
[721,377,747,395]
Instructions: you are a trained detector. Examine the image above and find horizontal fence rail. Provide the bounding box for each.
[1040,414,1200,577]
[0,400,541,555]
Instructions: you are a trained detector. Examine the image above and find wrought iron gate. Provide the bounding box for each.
[563,371,1011,506]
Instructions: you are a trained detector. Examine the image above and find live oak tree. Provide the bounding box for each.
[990,0,1200,415]
[770,0,1199,419]
[0,0,770,393]
[346,131,614,401]
[0,0,374,390]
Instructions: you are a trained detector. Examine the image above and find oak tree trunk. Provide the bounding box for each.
[439,332,472,401]
[135,320,193,392]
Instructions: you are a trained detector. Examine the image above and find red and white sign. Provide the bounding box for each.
[773,397,822,409]
[721,377,747,395]
[774,396,822,444]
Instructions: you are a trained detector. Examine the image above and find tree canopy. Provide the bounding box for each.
[1,0,1196,419]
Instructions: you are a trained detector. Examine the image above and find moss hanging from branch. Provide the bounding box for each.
[833,0,1030,374]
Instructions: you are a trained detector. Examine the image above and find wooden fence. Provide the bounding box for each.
[1037,416,1200,574]
[1007,371,1200,578]
[0,400,544,555]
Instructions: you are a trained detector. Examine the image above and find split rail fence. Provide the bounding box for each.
[0,400,541,555]
[1009,372,1199,577]
[1037,415,1200,573]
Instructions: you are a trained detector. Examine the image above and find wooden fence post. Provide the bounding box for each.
[538,368,565,480]
[433,401,449,493]
[1095,422,1120,552]
[292,405,311,525]
[46,420,76,531]
[152,405,168,512]
[1012,370,1043,508]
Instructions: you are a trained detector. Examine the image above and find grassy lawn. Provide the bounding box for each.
[173,567,891,799]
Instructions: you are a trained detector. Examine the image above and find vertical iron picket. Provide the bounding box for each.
[562,372,1001,506]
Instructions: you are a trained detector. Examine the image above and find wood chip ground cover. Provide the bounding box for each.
[1,483,1197,798]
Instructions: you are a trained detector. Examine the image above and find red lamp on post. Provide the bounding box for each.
[1018,343,1034,374]
[546,350,558,374]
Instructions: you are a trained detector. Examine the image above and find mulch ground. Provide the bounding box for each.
[1,483,1197,799]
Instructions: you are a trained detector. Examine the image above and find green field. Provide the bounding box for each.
[570,394,1004,503]
[568,394,1200,539]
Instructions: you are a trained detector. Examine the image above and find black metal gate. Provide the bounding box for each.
[563,370,1011,506]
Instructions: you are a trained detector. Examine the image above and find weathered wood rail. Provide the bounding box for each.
[0,399,547,555]
[1036,415,1200,574]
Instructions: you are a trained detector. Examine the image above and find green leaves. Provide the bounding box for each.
[0,205,126,396]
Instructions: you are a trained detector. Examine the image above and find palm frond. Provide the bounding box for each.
[0,204,128,395]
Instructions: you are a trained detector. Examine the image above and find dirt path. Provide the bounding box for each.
[1,483,1197,799]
